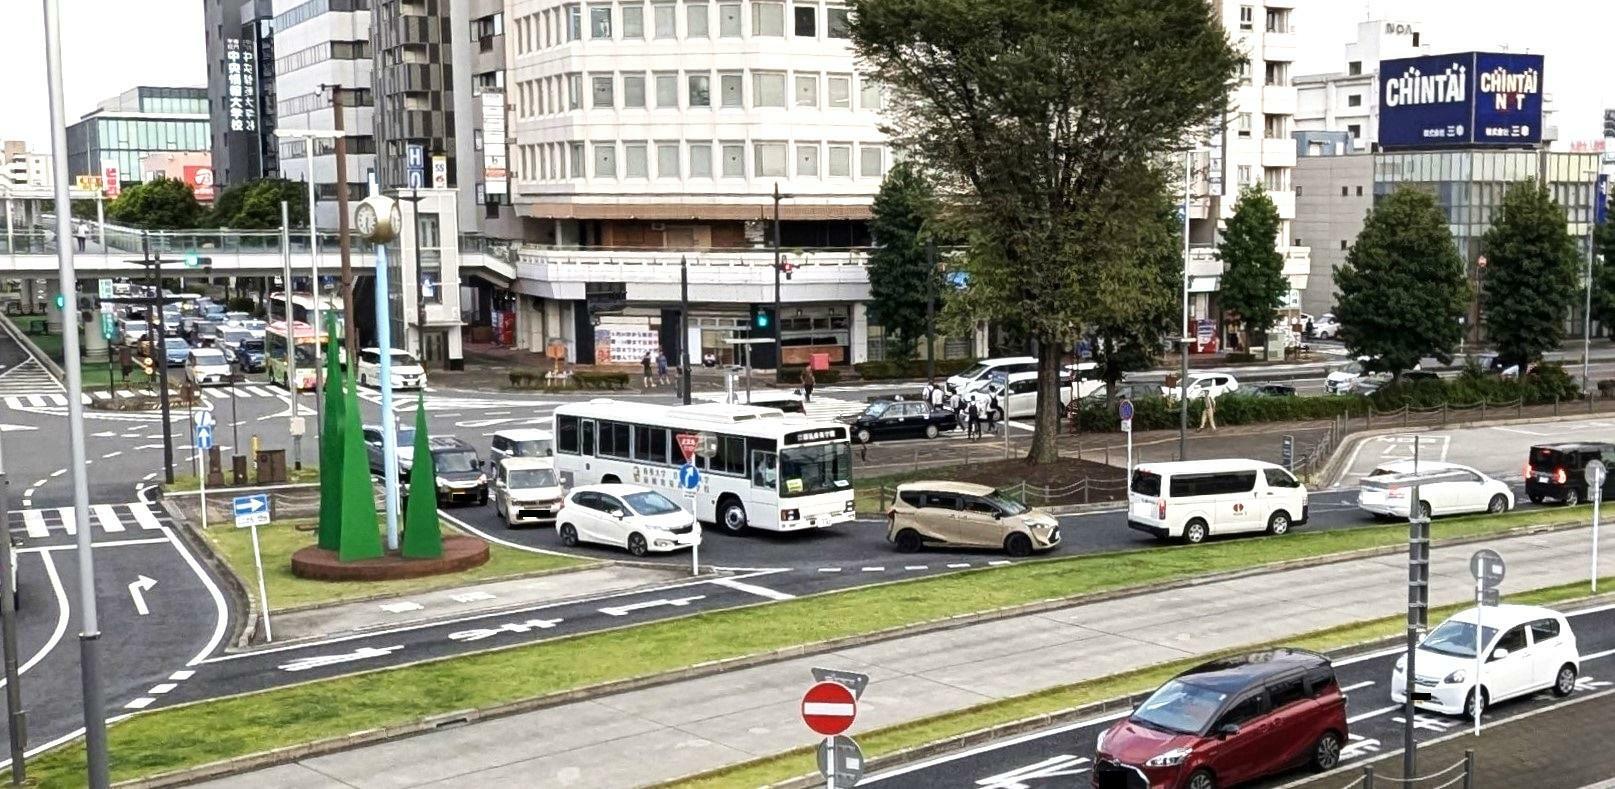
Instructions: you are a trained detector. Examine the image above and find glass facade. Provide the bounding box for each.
[93,118,212,181]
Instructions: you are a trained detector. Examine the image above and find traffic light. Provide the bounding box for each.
[77,295,96,328]
[137,356,155,376]
[754,308,771,329]
[182,252,213,269]
[53,294,66,311]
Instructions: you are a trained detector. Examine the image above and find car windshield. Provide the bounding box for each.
[956,362,990,380]
[391,351,421,366]
[779,442,853,498]
[395,429,416,447]
[1421,618,1499,658]
[507,468,557,488]
[192,351,226,365]
[1131,470,1162,496]
[1131,679,1227,735]
[513,439,553,457]
[986,491,1029,515]
[1342,361,1364,375]
[434,450,480,473]
[125,322,147,331]
[165,338,189,349]
[624,490,681,515]
[862,402,893,419]
[221,330,251,344]
[292,345,319,365]
[240,339,264,353]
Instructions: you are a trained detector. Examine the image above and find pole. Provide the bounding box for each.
[1593,477,1602,592]
[1585,221,1595,396]
[230,359,240,450]
[1404,480,1424,781]
[925,237,936,382]
[1179,151,1191,461]
[305,146,323,447]
[281,201,301,470]
[94,194,104,254]
[680,255,691,405]
[411,188,427,362]
[1473,576,1483,737]
[148,235,174,484]
[825,737,835,789]
[328,84,358,365]
[772,184,783,374]
[42,0,109,780]
[198,444,209,532]
[376,244,401,551]
[250,522,272,641]
[0,439,27,784]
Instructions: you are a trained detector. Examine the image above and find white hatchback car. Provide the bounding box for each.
[184,348,233,387]
[556,484,701,556]
[1391,604,1578,718]
[492,457,565,528]
[356,347,428,390]
[1162,372,1240,402]
[1358,462,1514,519]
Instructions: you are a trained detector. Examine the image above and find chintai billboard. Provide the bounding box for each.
[1379,51,1544,149]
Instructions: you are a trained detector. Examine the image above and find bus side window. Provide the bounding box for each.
[581,419,596,456]
[751,451,776,489]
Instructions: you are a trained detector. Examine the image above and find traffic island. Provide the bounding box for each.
[290,534,491,581]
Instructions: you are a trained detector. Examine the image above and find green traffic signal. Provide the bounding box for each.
[54,294,66,310]
[755,311,770,328]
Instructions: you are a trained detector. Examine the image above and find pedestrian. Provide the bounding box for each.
[800,365,815,403]
[985,391,1000,435]
[118,345,133,382]
[656,349,670,386]
[965,397,981,440]
[920,379,935,408]
[641,351,654,389]
[929,382,944,410]
[1304,317,1315,338]
[74,221,87,252]
[1198,389,1217,431]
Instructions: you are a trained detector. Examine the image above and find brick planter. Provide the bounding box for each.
[290,535,490,581]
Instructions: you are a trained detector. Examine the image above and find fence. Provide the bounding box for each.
[1336,750,1476,789]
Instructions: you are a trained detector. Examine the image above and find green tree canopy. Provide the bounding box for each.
[1334,188,1470,378]
[866,162,937,363]
[106,176,204,229]
[208,178,309,229]
[1481,178,1580,367]
[851,0,1239,462]
[1084,166,1182,391]
[1216,185,1287,344]
[1590,214,1615,334]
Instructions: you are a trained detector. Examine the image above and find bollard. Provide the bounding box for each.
[1362,765,1374,789]
[1462,749,1475,789]
[1481,401,1487,420]
[1442,401,1448,425]
[1516,399,1522,418]
[1555,396,1560,417]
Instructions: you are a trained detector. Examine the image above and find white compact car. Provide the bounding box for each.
[1312,313,1341,339]
[556,483,701,556]
[356,347,428,390]
[1162,372,1240,402]
[184,348,233,386]
[977,370,1076,418]
[1127,459,1308,543]
[1391,604,1578,718]
[945,356,1038,394]
[492,457,565,528]
[1358,463,1513,519]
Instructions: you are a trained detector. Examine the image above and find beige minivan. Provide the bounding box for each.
[886,481,1061,556]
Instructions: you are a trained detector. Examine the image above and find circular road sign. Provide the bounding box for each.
[1119,400,1135,421]
[801,681,857,736]
[1470,548,1506,587]
[1589,459,1607,489]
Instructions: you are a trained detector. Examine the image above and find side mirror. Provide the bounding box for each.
[1217,723,1240,738]
[611,509,626,519]
[993,511,1004,520]
[1491,647,1510,660]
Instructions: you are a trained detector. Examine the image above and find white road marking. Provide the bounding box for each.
[1341,680,1375,693]
[54,507,75,535]
[862,566,885,572]
[19,537,172,552]
[818,567,842,573]
[101,450,122,459]
[127,575,157,615]
[1348,704,1400,724]
[711,577,795,601]
[599,595,705,617]
[1491,425,1547,436]
[92,504,124,533]
[20,510,47,539]
[449,591,497,604]
[123,697,155,710]
[130,503,163,531]
[947,563,971,568]
[169,670,194,681]
[988,560,1011,566]
[148,683,177,694]
[48,469,65,478]
[159,525,230,667]
[277,645,404,673]
[380,601,424,613]
[904,565,929,571]
[0,552,68,692]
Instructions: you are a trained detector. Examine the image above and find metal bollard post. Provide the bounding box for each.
[1555,396,1560,417]
[1362,765,1374,789]
[1462,749,1475,789]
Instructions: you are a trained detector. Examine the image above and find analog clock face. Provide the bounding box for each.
[354,203,378,238]
[390,204,403,236]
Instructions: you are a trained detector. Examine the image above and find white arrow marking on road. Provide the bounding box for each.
[278,645,404,672]
[127,575,157,616]
[449,591,497,603]
[975,755,1090,789]
[599,595,706,617]
[1340,734,1382,760]
[447,617,564,642]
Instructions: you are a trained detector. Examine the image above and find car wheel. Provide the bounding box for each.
[1186,770,1216,789]
[1554,663,1577,697]
[894,529,923,553]
[1528,491,1544,505]
[1266,511,1291,535]
[1465,687,1488,720]
[1488,494,1509,514]
[925,424,939,439]
[627,533,648,557]
[719,499,748,534]
[1004,532,1033,557]
[1419,501,1433,520]
[856,428,872,444]
[1564,488,1581,507]
[1311,731,1342,771]
[1182,519,1208,544]
[559,523,579,547]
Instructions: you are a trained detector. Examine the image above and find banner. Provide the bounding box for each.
[224,38,259,133]
[1379,51,1543,149]
[185,165,216,202]
[101,161,121,198]
[480,92,508,196]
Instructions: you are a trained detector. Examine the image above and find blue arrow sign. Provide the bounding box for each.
[194,424,214,450]
[233,493,270,528]
[679,463,701,490]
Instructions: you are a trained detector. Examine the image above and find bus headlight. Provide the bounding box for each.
[843,500,856,513]
[781,509,800,522]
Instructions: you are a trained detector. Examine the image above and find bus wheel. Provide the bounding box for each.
[719,498,748,534]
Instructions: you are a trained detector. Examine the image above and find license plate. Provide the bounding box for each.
[1538,475,1550,483]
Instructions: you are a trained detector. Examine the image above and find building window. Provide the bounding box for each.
[1347,123,1361,139]
[828,75,851,108]
[1237,112,1252,137]
[569,142,585,177]
[592,75,615,107]
[721,142,745,177]
[656,73,678,107]
[754,71,786,107]
[689,73,711,106]
[752,1,783,35]
[720,72,743,107]
[797,143,819,176]
[690,142,713,177]
[623,73,646,107]
[1237,59,1251,86]
[1347,94,1362,108]
[795,74,818,107]
[590,4,612,37]
[794,5,815,36]
[1340,239,1348,250]
[755,142,787,177]
[1355,185,1363,196]
[653,3,676,37]
[1264,7,1288,33]
[621,3,645,37]
[1263,167,1288,191]
[657,142,680,178]
[1263,114,1286,138]
[859,79,883,111]
[624,142,649,177]
[1347,60,1362,76]
[568,74,583,109]
[565,4,582,40]
[1340,186,1348,197]
[828,144,851,177]
[687,1,709,36]
[1296,185,1302,196]
[1238,5,1252,30]
[827,5,849,37]
[1237,165,1251,185]
[594,141,617,178]
[860,144,884,177]
[718,2,741,36]
[1264,61,1289,87]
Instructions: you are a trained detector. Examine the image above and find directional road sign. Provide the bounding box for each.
[194,424,214,451]
[196,410,217,429]
[676,432,700,462]
[811,667,870,699]
[816,735,864,786]
[801,681,857,736]
[233,494,271,528]
[679,462,701,490]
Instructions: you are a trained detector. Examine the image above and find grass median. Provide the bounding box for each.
[26,505,1591,787]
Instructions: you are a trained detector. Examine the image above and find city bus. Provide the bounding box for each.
[269,292,343,332]
[265,320,330,390]
[552,401,856,534]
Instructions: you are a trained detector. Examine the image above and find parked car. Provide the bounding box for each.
[1250,383,1297,397]
[1093,648,1347,789]
[1470,352,1521,379]
[1357,465,1513,520]
[945,356,1038,394]
[977,370,1076,418]
[886,481,1060,556]
[162,337,191,367]
[184,348,233,387]
[399,435,487,505]
[1311,313,1340,339]
[362,424,418,474]
[1128,459,1309,544]
[1391,605,1578,718]
[1163,372,1240,402]
[492,457,565,528]
[488,428,556,471]
[556,483,701,557]
[356,347,428,390]
[1524,442,1615,506]
[842,399,959,444]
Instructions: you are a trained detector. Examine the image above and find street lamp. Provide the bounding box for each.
[275,127,350,432]
[771,183,794,373]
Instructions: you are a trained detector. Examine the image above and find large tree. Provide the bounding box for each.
[106,176,204,229]
[209,178,309,229]
[1334,188,1469,378]
[850,0,1239,462]
[866,162,937,364]
[1481,178,1580,367]
[1590,215,1615,336]
[1216,185,1287,351]
[1085,167,1182,395]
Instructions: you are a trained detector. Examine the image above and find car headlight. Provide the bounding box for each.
[1145,746,1192,768]
[435,476,448,487]
[1095,728,1110,753]
[1444,670,1467,684]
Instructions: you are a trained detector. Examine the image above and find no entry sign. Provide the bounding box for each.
[801,681,857,736]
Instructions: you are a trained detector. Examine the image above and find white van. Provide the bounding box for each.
[1127,459,1309,544]
[945,356,1038,394]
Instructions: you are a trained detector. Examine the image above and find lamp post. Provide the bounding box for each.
[1179,150,1193,460]
[771,184,793,372]
[275,127,351,436]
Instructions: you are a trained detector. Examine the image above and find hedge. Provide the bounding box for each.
[507,369,629,390]
[852,357,978,381]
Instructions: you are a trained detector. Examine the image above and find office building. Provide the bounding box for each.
[204,0,280,186]
[64,87,211,185]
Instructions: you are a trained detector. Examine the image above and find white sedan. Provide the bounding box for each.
[1357,462,1514,519]
[555,484,701,557]
[1162,372,1240,401]
[356,347,428,390]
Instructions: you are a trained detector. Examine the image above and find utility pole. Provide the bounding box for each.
[280,202,301,469]
[143,233,175,484]
[1179,150,1192,461]
[772,183,784,373]
[680,255,691,405]
[325,84,358,364]
[0,439,26,785]
[42,0,109,781]
[925,237,936,382]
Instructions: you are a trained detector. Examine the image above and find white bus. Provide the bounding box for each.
[552,400,856,534]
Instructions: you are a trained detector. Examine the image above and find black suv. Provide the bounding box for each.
[1525,443,1615,506]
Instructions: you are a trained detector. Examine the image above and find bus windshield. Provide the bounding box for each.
[778,442,853,498]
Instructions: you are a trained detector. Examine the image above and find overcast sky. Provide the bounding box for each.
[0,1,1608,152]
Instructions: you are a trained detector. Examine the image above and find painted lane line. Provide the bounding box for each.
[48,469,64,478]
[169,670,195,681]
[30,480,44,489]
[148,683,177,694]
[862,709,1131,783]
[1347,704,1400,724]
[159,525,231,667]
[1581,647,1615,661]
[818,567,842,573]
[380,602,424,613]
[123,697,155,710]
[278,645,406,673]
[947,563,971,569]
[904,565,929,571]
[862,566,885,572]
[101,450,122,459]
[988,560,1011,566]
[20,510,47,539]
[599,595,705,617]
[437,510,577,558]
[0,552,69,693]
[142,472,158,481]
[711,577,796,601]
[1341,680,1376,694]
[92,504,125,533]
[19,537,174,552]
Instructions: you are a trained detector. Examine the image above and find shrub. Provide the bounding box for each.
[575,371,629,390]
[777,366,843,385]
[1225,352,1258,364]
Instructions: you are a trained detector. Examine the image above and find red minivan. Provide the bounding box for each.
[1092,649,1347,789]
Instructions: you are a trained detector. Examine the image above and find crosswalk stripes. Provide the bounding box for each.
[0,358,64,395]
[9,502,169,541]
[800,395,866,420]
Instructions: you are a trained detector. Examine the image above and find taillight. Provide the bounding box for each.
[1556,468,1568,485]
[1157,499,1167,519]
[1524,462,1533,479]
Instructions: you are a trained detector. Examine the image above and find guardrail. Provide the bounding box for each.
[1339,750,1476,789]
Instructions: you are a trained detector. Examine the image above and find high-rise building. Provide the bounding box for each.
[204,0,280,186]
[64,87,211,184]
[1295,20,1431,153]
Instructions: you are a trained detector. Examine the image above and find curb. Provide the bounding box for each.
[108,515,1590,788]
[0,311,65,381]
[157,496,256,650]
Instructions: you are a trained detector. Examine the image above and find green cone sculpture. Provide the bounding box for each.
[316,318,345,551]
[337,363,383,561]
[401,391,443,559]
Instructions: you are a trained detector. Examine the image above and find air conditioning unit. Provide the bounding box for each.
[650,222,667,231]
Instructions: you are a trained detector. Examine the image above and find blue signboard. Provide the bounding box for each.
[679,463,701,490]
[1597,174,1608,227]
[1379,52,1543,150]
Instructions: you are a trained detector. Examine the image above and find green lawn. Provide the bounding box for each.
[199,517,590,610]
[24,506,1592,787]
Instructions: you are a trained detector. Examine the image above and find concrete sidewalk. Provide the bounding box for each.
[198,522,1612,788]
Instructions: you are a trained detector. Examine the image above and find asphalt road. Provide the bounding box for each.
[861,604,1615,789]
